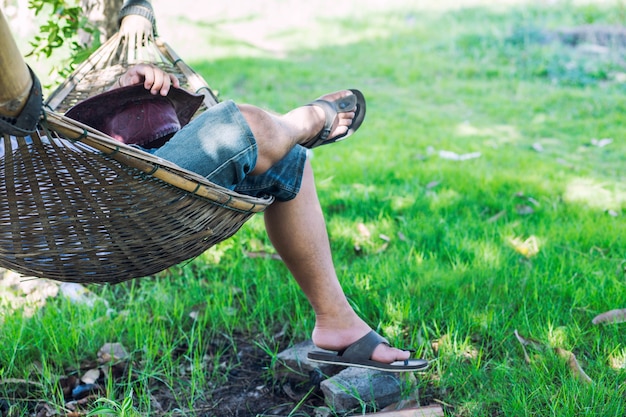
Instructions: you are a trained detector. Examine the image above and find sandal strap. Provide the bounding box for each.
[309,94,357,141]
[339,330,389,361]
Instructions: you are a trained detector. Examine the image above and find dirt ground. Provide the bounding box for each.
[158,337,328,416]
[0,273,329,416]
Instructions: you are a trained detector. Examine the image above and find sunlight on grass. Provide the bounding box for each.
[389,195,418,212]
[473,309,496,331]
[408,248,426,266]
[609,348,626,370]
[565,177,626,210]
[472,240,504,269]
[547,324,570,347]
[427,188,463,211]
[196,239,236,264]
[456,121,523,146]
[383,297,410,325]
[433,333,480,363]
[153,0,624,62]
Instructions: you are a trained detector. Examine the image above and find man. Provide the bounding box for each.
[66,62,428,372]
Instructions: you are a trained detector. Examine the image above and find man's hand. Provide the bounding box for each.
[116,64,180,96]
[119,14,154,49]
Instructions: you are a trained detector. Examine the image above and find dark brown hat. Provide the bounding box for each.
[65,84,204,148]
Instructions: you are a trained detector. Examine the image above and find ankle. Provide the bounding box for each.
[311,316,372,351]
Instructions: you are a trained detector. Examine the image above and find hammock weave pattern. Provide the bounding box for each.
[0,32,273,284]
[0,112,272,283]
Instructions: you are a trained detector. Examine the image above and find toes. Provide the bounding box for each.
[338,110,356,122]
[335,126,349,137]
[371,344,411,363]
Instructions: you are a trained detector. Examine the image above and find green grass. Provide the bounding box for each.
[2,0,626,416]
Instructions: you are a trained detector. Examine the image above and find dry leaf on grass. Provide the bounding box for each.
[34,402,62,417]
[556,348,593,384]
[591,138,613,147]
[80,369,100,385]
[514,331,592,384]
[354,223,377,254]
[487,210,506,223]
[375,242,390,254]
[438,150,481,161]
[507,236,540,258]
[592,308,626,325]
[514,192,540,207]
[514,330,545,363]
[515,205,535,215]
[357,222,371,239]
[609,354,626,370]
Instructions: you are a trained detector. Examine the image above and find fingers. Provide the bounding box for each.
[140,65,165,95]
[118,64,179,96]
[169,74,180,89]
[119,15,153,43]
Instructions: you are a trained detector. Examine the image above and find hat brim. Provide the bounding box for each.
[65,84,205,135]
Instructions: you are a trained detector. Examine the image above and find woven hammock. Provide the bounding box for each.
[0,17,273,284]
[0,112,272,284]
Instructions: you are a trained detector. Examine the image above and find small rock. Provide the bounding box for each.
[98,342,129,363]
[275,340,344,381]
[320,367,403,413]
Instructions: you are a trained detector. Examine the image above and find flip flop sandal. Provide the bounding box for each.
[301,89,366,149]
[307,330,429,372]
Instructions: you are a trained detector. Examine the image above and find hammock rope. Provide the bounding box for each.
[45,32,219,113]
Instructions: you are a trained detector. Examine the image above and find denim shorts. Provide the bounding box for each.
[150,100,307,201]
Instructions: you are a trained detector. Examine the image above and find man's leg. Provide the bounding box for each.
[263,159,411,363]
[153,90,356,192]
[238,90,355,175]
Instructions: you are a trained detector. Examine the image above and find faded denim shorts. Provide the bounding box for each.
[150,100,307,201]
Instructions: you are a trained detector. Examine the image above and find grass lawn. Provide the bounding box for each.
[1,0,626,416]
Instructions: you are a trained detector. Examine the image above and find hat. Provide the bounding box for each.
[65,84,204,149]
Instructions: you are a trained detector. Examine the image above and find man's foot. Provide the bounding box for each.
[300,89,366,149]
[312,322,410,363]
[309,325,429,372]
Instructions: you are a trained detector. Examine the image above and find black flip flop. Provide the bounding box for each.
[301,89,366,149]
[307,331,429,373]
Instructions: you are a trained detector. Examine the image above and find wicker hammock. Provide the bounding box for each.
[0,16,273,284]
[0,112,272,284]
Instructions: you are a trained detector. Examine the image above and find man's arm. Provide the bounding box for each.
[118,0,156,32]
[118,0,156,49]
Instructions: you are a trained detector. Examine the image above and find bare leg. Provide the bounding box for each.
[263,159,411,363]
[238,90,355,175]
